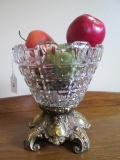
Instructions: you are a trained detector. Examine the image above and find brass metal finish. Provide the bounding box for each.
[24,110,91,153]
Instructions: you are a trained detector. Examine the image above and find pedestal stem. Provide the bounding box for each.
[24,110,91,153]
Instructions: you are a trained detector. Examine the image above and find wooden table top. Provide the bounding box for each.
[0,92,120,160]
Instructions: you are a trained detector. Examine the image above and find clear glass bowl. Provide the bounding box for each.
[13,41,103,114]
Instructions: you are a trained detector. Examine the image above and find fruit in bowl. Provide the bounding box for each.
[66,14,106,47]
[17,14,106,81]
[19,30,56,48]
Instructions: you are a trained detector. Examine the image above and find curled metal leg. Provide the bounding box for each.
[24,128,42,151]
[70,128,90,153]
[24,112,49,151]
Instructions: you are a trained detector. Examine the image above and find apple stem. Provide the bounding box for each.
[19,31,26,41]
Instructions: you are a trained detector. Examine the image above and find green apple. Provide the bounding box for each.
[43,43,82,79]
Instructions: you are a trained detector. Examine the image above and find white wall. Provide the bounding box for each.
[0,0,120,98]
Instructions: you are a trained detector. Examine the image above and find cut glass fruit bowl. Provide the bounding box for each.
[12,41,103,153]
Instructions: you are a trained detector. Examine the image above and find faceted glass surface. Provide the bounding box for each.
[12,42,103,109]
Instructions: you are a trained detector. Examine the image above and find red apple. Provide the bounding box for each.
[66,14,106,47]
[25,30,55,48]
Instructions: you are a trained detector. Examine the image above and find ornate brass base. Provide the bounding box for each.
[24,110,91,153]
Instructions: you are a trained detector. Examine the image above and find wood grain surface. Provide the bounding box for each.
[0,91,120,160]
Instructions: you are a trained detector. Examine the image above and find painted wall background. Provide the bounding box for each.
[0,0,120,98]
